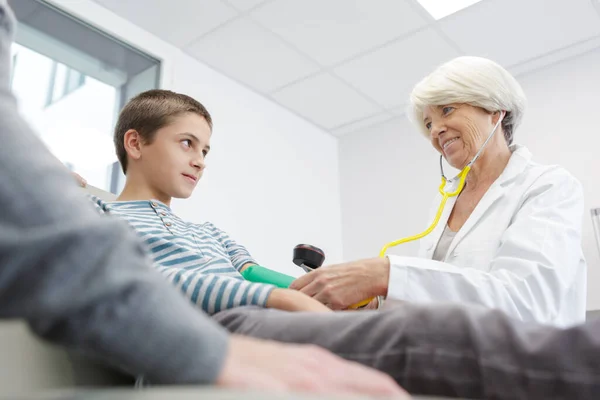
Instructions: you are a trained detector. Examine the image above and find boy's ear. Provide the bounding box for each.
[123,129,143,162]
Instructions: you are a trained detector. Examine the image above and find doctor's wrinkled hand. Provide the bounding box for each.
[290,258,390,310]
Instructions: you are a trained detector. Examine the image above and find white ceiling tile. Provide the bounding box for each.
[334,28,460,109]
[226,0,269,12]
[93,0,600,135]
[509,35,600,78]
[250,0,429,66]
[439,0,600,67]
[184,18,320,93]
[330,112,395,137]
[92,0,239,47]
[415,0,485,20]
[272,73,381,129]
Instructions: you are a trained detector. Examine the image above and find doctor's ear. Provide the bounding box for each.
[491,110,503,123]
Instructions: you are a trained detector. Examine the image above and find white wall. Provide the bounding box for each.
[171,52,343,276]
[49,0,344,276]
[339,47,600,309]
[339,115,436,261]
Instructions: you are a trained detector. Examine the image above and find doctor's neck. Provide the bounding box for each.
[463,142,511,192]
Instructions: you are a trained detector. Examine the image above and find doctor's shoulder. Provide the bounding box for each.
[518,161,583,205]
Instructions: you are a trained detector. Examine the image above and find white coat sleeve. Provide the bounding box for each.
[386,168,585,323]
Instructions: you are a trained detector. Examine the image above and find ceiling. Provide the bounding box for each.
[91,0,600,137]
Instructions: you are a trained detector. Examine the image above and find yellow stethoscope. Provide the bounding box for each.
[352,111,505,308]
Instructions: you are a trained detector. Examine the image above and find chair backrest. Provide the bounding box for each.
[0,322,132,396]
[83,184,117,201]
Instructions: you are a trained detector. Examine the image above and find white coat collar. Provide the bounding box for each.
[424,144,532,259]
[443,144,531,192]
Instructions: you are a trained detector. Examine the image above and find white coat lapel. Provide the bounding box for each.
[445,145,531,257]
[446,182,505,257]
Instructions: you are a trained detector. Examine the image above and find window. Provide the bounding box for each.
[45,61,86,107]
[10,0,161,193]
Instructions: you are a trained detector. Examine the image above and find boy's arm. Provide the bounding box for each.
[157,265,276,314]
[86,199,266,313]
[204,222,258,272]
[194,224,330,311]
[155,266,330,314]
[80,200,325,313]
[239,262,254,273]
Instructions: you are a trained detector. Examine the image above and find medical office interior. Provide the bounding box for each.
[4,0,600,397]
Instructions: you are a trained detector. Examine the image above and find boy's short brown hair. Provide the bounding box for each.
[114,89,213,174]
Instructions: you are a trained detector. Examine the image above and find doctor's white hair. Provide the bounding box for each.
[409,56,526,145]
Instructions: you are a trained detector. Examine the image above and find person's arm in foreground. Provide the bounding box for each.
[0,73,223,386]
[386,302,600,400]
[0,2,404,396]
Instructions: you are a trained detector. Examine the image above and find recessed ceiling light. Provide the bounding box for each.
[416,0,485,20]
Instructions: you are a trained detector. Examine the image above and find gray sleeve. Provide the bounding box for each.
[392,303,600,399]
[0,2,229,385]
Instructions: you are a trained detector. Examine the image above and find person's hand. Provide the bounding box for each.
[266,288,332,312]
[216,335,409,398]
[290,258,390,310]
[71,172,87,187]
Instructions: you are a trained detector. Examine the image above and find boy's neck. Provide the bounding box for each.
[117,174,172,207]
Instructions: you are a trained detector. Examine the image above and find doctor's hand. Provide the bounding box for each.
[290,257,390,310]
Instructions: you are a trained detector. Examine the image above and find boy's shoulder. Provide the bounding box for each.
[181,219,226,236]
[191,220,224,232]
[86,194,109,215]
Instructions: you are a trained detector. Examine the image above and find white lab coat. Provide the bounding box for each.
[387,145,587,327]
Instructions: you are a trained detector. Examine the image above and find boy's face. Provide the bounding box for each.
[138,112,212,200]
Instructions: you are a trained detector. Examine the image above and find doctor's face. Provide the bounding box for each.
[423,104,502,169]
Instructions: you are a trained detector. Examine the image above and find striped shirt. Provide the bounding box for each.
[89,196,276,315]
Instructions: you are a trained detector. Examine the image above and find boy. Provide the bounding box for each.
[90,89,328,315]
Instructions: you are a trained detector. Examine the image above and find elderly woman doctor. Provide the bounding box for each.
[291,56,587,327]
